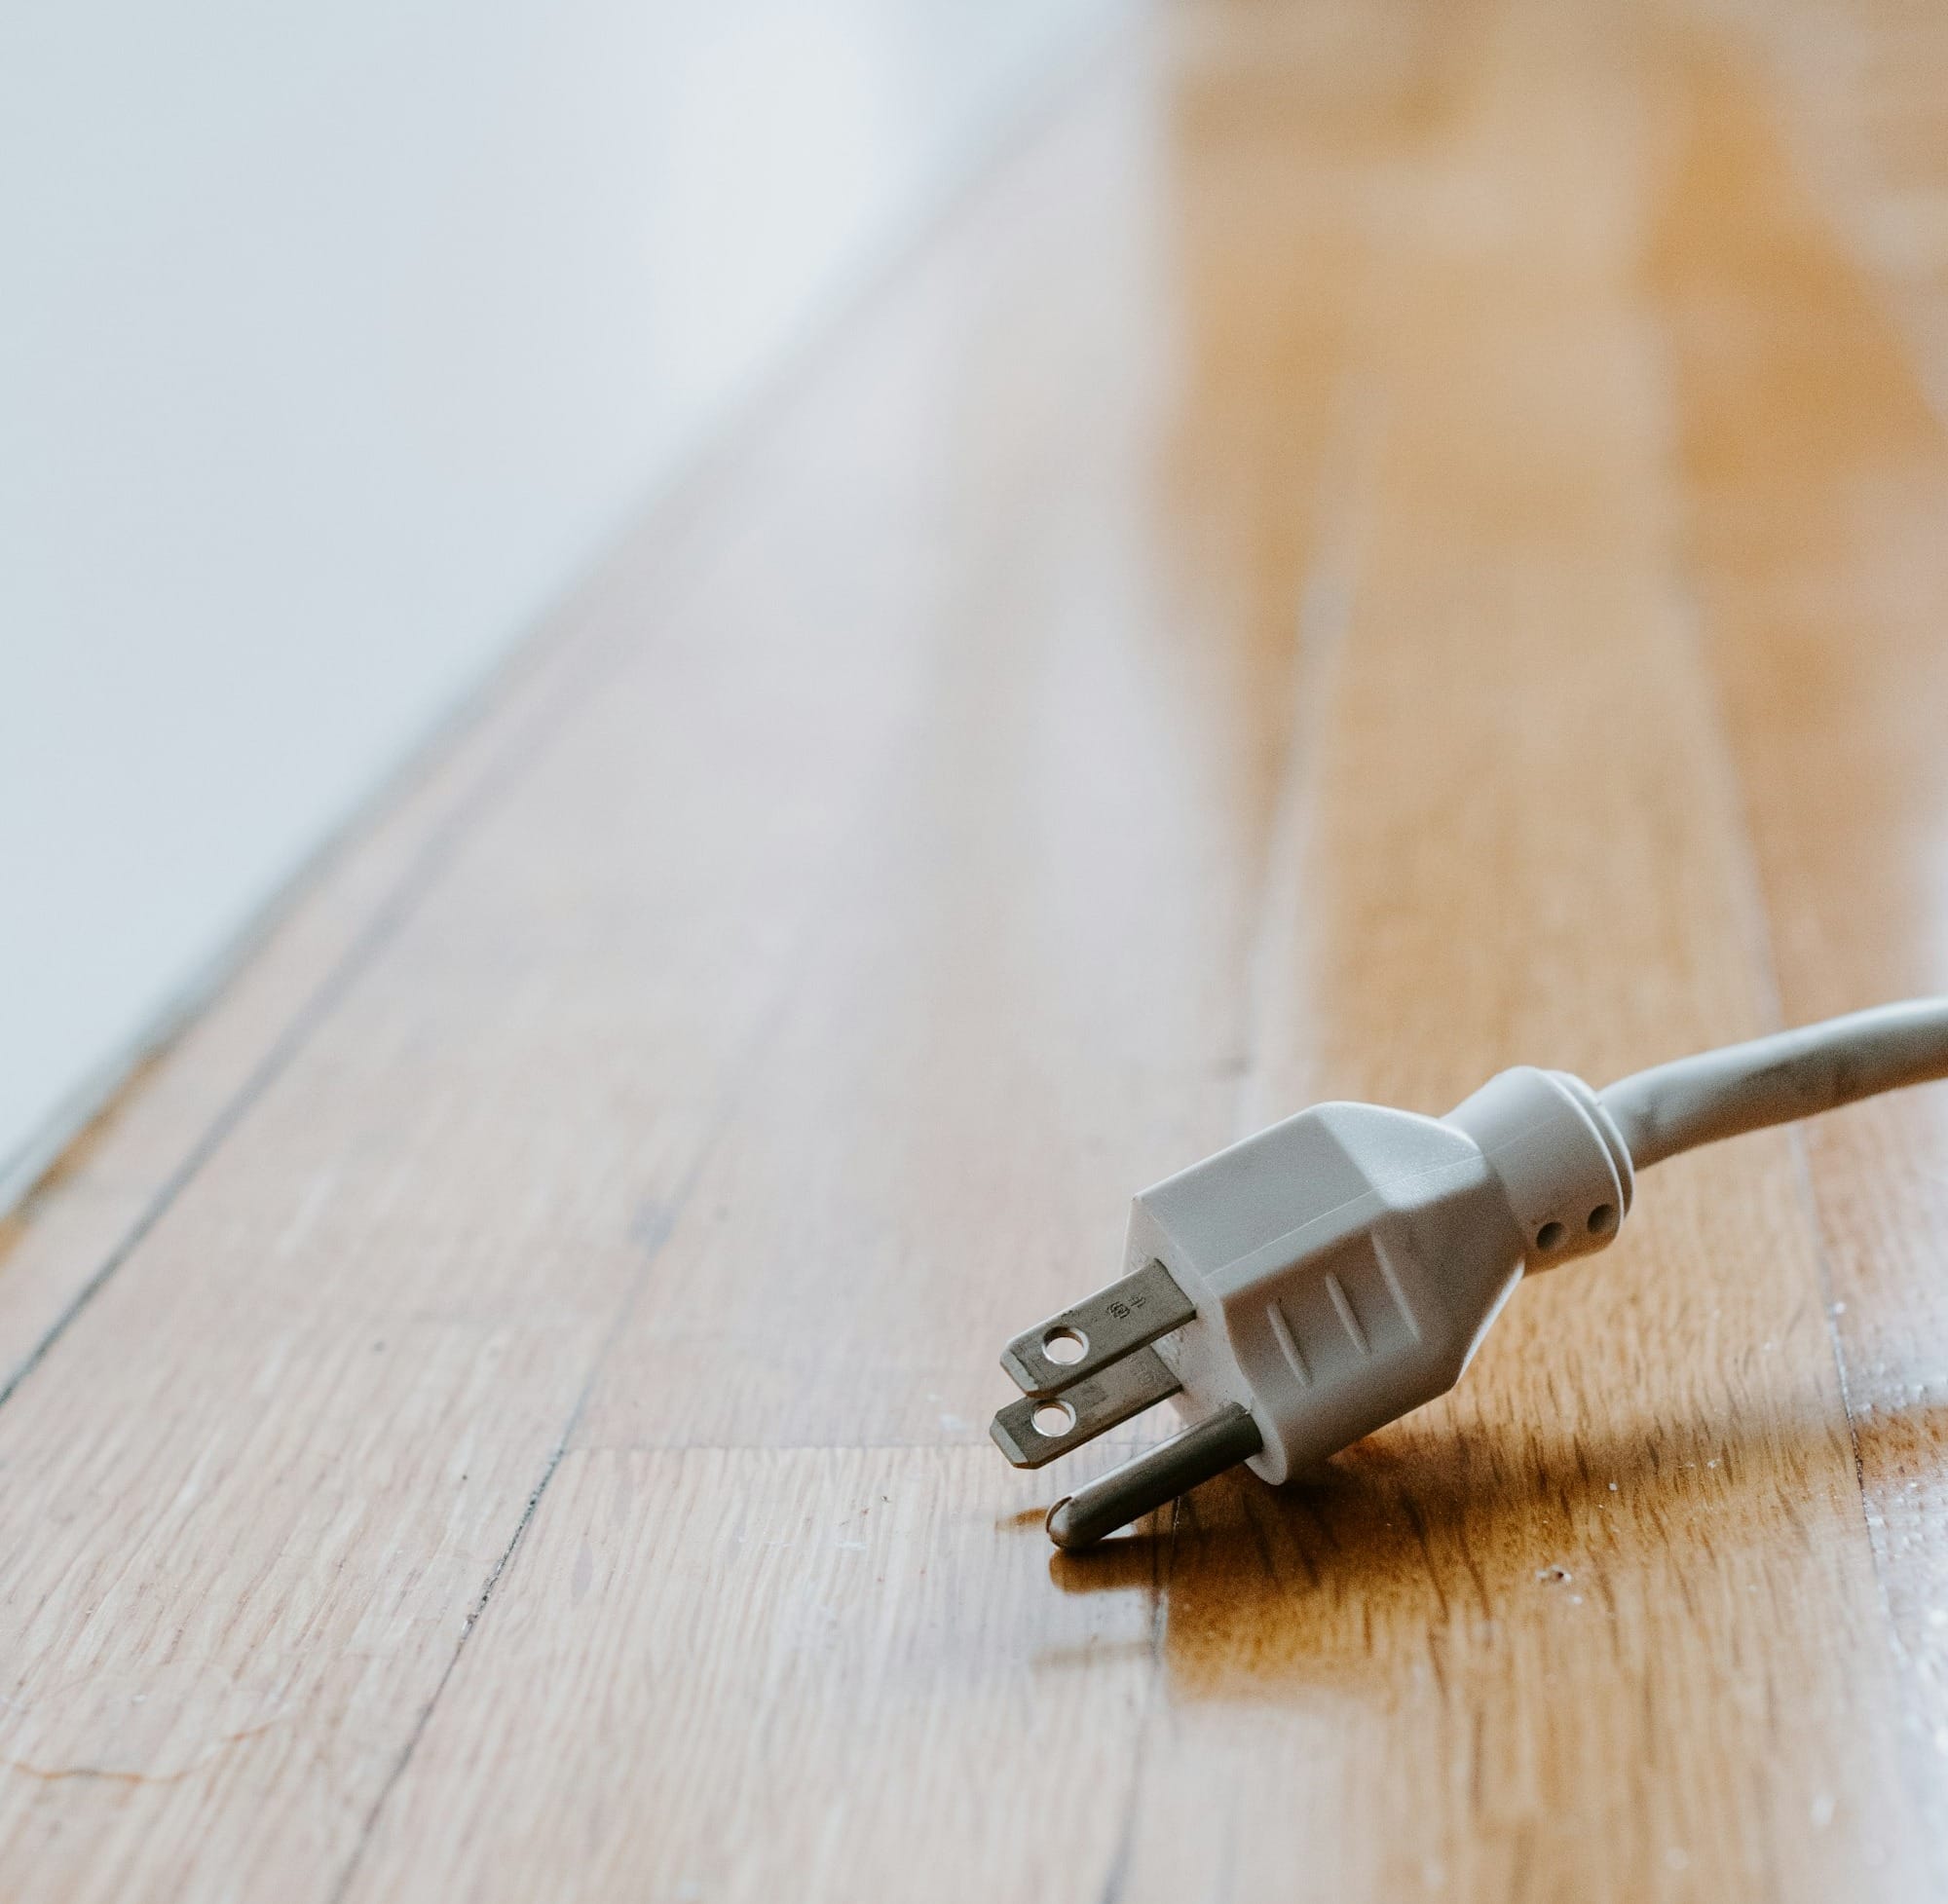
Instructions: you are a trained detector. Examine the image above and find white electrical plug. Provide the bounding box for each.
[992,1000,1948,1547]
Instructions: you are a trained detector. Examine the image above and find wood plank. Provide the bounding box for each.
[351,1448,1162,1904]
[1735,0,1948,397]
[345,4,1937,1900]
[1647,9,1948,1799]
[1104,10,1931,1894]
[0,67,1134,1902]
[348,10,1410,1893]
[569,32,1381,1456]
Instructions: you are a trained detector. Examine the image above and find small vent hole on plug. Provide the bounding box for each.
[1536,1220,1566,1251]
[1031,1401,1076,1439]
[1588,1203,1618,1237]
[1043,1325,1087,1366]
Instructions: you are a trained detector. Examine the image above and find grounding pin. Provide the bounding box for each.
[989,1345,1181,1470]
[1045,1401,1262,1549]
[999,1259,1197,1400]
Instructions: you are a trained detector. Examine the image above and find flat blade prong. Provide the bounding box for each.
[1044,1402,1262,1548]
[1000,1259,1197,1399]
[989,1346,1181,1470]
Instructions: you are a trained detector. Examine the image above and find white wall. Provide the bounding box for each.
[0,0,1119,1206]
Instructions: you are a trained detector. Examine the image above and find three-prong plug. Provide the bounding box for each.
[991,1066,1634,1547]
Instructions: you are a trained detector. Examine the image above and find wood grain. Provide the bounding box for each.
[1647,5,1948,1812]
[4,0,1948,1898]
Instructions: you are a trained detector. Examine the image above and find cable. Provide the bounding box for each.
[991,997,1948,1549]
[1598,997,1948,1169]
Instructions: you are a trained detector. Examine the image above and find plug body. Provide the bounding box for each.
[1136,1066,1632,1483]
[991,1067,1634,1540]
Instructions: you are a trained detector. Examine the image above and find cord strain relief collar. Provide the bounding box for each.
[1444,1066,1632,1273]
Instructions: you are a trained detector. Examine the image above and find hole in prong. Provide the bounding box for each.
[1587,1202,1617,1236]
[1536,1220,1566,1251]
[1031,1401,1076,1439]
[1042,1325,1088,1366]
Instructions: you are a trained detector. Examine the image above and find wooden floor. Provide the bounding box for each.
[8,0,1948,1896]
